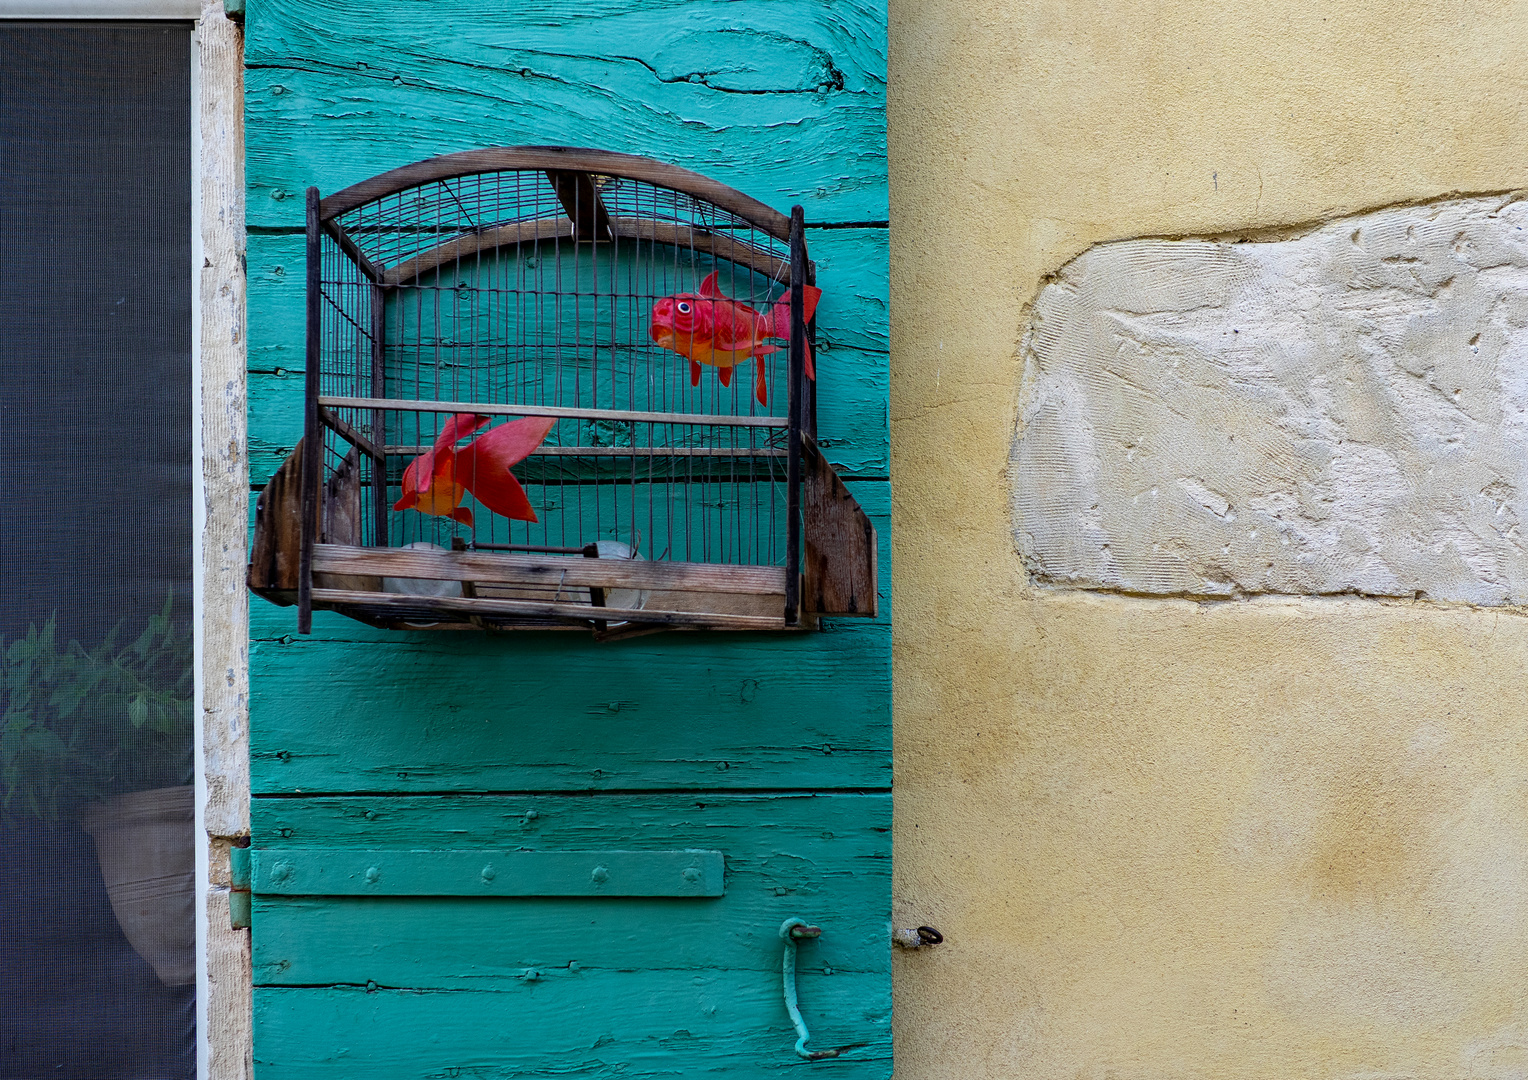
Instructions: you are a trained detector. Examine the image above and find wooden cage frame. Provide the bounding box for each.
[247,146,877,637]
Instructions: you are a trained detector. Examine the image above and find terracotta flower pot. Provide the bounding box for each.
[79,785,195,987]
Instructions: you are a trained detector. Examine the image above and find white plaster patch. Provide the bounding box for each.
[1011,194,1528,603]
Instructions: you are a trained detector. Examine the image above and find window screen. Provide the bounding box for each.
[0,22,195,1078]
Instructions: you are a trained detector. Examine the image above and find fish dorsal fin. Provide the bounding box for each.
[699,271,721,298]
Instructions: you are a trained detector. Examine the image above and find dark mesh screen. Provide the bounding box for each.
[0,22,195,1078]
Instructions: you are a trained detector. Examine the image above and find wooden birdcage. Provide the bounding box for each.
[248,146,876,637]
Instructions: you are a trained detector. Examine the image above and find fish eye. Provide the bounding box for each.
[677,301,691,314]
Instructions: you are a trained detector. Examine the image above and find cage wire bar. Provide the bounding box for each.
[293,147,818,635]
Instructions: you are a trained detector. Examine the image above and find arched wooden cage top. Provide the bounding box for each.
[248,146,876,638]
[319,146,804,288]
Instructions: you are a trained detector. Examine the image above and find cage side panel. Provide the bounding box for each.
[803,439,879,617]
[248,445,304,597]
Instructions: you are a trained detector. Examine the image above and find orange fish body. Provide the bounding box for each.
[392,412,555,527]
[649,272,822,406]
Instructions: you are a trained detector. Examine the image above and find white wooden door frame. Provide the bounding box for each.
[0,6,250,1078]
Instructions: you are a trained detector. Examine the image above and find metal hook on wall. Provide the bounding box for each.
[892,925,944,949]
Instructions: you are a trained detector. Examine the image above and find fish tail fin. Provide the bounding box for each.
[800,285,822,323]
[770,286,823,344]
[393,458,422,510]
[454,416,552,523]
[767,294,818,383]
[770,285,823,334]
[464,415,556,469]
[690,359,702,387]
[460,470,536,523]
[436,412,492,448]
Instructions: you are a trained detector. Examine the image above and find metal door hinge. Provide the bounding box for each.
[229,845,251,930]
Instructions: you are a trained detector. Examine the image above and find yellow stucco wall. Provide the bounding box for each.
[887,3,1528,1076]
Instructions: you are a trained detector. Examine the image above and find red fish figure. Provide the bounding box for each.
[392,412,555,527]
[649,271,823,406]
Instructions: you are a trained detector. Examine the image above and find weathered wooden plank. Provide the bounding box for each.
[247,631,887,791]
[313,544,787,595]
[245,0,889,1071]
[312,586,785,631]
[248,440,306,592]
[249,792,889,985]
[253,894,890,982]
[253,847,726,896]
[244,0,887,227]
[251,792,889,848]
[254,975,891,1078]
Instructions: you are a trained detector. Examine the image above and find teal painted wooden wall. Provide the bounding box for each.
[244,1,889,1074]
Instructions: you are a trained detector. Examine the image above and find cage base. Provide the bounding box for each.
[296,543,791,634]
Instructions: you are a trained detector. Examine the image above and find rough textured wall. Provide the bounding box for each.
[888,2,1528,1077]
[1013,195,1528,604]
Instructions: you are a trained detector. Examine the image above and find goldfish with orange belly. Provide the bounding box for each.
[393,412,555,527]
[649,271,823,406]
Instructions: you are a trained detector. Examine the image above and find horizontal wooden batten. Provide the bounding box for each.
[252,848,725,898]
[318,396,786,430]
[311,588,786,631]
[313,544,787,596]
